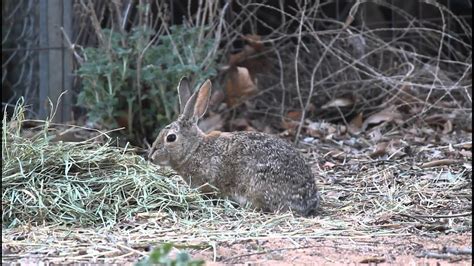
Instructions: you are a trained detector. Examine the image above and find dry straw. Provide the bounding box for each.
[1,98,243,228]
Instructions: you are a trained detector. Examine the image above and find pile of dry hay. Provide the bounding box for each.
[2,99,246,228]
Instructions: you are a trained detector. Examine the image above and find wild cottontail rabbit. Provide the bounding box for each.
[148,77,319,216]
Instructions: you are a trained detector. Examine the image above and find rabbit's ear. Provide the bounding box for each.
[193,79,212,119]
[181,79,212,121]
[177,77,192,113]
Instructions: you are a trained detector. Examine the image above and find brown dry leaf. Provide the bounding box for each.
[460,142,472,149]
[386,140,407,159]
[442,120,453,134]
[367,128,383,143]
[306,128,323,138]
[348,112,364,134]
[425,114,456,132]
[362,106,403,131]
[225,66,258,107]
[227,34,268,80]
[228,35,265,67]
[281,119,299,132]
[370,141,388,158]
[286,111,302,121]
[306,121,325,138]
[307,121,347,139]
[321,97,354,109]
[242,34,265,50]
[421,159,461,168]
[198,113,224,133]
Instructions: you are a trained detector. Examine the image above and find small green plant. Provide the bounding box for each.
[135,243,205,266]
[77,24,218,144]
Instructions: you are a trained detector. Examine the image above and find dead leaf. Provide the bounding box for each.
[227,34,268,80]
[460,142,472,149]
[306,128,323,138]
[286,111,302,121]
[362,106,403,131]
[386,140,407,159]
[370,141,388,158]
[306,121,326,138]
[225,66,258,107]
[421,159,461,168]
[442,120,453,134]
[281,119,299,132]
[348,112,363,134]
[242,34,265,50]
[321,97,354,109]
[367,128,383,143]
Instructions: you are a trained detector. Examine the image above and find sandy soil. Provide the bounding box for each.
[187,233,472,265]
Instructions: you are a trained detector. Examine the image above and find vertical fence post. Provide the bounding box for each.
[38,0,72,122]
[62,0,73,122]
[38,0,49,120]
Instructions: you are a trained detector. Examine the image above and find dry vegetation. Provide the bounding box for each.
[2,0,472,264]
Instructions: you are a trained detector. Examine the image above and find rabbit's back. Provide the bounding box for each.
[213,131,319,215]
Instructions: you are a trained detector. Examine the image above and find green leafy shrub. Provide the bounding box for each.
[77,25,218,144]
[136,243,204,266]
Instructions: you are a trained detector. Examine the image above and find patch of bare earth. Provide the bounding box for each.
[192,234,472,265]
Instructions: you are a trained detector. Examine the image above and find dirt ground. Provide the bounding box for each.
[189,233,472,265]
[3,225,471,265]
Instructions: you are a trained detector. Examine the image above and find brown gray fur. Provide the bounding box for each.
[148,77,319,216]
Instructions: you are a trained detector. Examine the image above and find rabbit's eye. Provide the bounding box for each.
[166,133,177,142]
